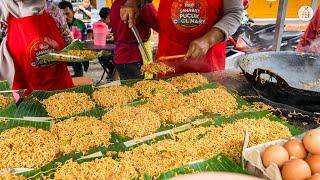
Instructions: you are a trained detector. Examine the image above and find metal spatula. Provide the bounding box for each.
[131,26,153,63]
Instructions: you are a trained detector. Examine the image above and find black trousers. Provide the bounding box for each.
[115,62,143,80]
[68,61,89,77]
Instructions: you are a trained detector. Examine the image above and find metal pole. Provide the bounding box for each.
[311,0,318,11]
[272,0,289,51]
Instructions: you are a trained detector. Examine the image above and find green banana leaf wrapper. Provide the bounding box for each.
[15,85,107,121]
[38,40,111,63]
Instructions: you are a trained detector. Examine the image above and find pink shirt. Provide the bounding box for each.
[110,0,159,64]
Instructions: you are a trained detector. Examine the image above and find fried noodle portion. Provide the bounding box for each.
[168,73,209,91]
[0,95,12,109]
[60,50,97,59]
[142,93,202,124]
[42,92,96,118]
[51,116,111,154]
[54,157,138,180]
[187,88,237,115]
[0,127,59,169]
[134,80,179,98]
[92,86,138,108]
[103,106,161,138]
[141,62,175,74]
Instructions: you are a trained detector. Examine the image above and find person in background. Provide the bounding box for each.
[120,0,243,76]
[297,7,320,54]
[110,0,159,80]
[0,0,74,95]
[99,7,111,27]
[59,1,89,77]
[98,7,116,80]
[75,0,95,22]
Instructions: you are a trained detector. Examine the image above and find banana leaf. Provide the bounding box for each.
[18,142,130,179]
[205,111,302,136]
[63,40,88,51]
[0,117,52,134]
[29,85,94,100]
[0,81,17,117]
[153,153,248,180]
[16,110,299,179]
[37,51,105,63]
[15,85,97,118]
[38,40,110,63]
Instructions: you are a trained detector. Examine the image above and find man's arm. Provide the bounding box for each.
[185,0,243,59]
[296,8,320,52]
[214,0,243,41]
[79,6,93,18]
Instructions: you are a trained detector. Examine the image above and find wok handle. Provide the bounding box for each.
[253,68,290,88]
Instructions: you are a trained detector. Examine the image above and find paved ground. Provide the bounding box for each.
[68,59,113,86]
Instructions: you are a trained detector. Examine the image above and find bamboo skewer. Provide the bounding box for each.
[158,54,186,61]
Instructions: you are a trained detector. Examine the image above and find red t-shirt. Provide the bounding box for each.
[110,0,159,64]
[297,7,320,53]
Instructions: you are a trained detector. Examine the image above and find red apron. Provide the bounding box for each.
[157,0,226,76]
[6,11,74,95]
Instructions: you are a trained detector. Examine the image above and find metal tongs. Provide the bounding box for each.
[131,26,153,63]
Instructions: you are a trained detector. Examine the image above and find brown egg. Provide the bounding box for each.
[284,139,307,159]
[282,159,312,180]
[307,174,320,180]
[303,129,320,155]
[262,145,289,168]
[306,155,320,174]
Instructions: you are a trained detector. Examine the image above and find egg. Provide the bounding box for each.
[284,139,307,159]
[262,145,289,168]
[303,129,320,155]
[307,174,320,180]
[306,155,320,174]
[281,159,312,180]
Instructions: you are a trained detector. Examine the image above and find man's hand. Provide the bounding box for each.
[185,37,211,60]
[0,23,5,29]
[185,28,225,60]
[120,0,140,28]
[78,5,85,11]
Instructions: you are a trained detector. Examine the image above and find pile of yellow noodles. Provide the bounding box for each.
[0,127,59,169]
[134,80,179,98]
[168,73,209,91]
[102,106,161,138]
[92,86,138,108]
[42,92,95,118]
[51,116,111,154]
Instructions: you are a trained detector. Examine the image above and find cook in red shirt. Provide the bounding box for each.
[297,7,320,54]
[120,0,243,75]
[110,0,159,80]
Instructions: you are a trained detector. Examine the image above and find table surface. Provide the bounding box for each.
[85,40,115,51]
[203,70,318,131]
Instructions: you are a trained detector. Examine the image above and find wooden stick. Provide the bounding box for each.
[158,54,186,61]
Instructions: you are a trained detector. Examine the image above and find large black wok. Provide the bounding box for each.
[239,51,320,114]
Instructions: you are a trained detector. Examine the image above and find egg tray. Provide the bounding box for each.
[242,128,319,180]
[242,139,286,180]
